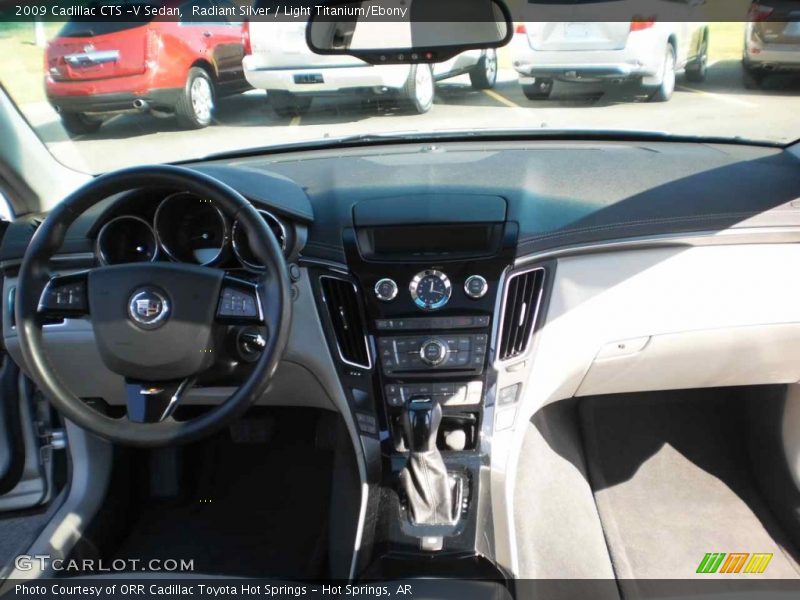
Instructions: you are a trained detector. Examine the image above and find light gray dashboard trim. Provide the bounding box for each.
[1,252,96,271]
[274,268,369,580]
[4,420,112,580]
[497,234,800,577]
[514,226,800,267]
[298,256,349,273]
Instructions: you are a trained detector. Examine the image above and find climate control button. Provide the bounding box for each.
[464,275,489,299]
[374,278,398,301]
[419,338,448,366]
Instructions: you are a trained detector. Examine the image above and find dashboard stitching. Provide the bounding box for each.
[517,210,762,244]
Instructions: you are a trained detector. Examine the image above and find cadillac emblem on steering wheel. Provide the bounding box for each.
[128,288,170,330]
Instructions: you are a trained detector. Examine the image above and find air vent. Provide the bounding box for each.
[498,268,545,361]
[320,276,371,369]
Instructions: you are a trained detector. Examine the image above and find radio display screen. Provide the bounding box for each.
[370,224,495,256]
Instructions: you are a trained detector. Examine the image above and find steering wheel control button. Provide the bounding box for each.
[374,278,399,301]
[464,275,489,299]
[420,339,448,366]
[39,279,88,315]
[128,288,170,330]
[217,286,258,319]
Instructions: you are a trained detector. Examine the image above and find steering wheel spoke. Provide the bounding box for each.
[37,271,90,319]
[125,378,196,423]
[216,275,264,324]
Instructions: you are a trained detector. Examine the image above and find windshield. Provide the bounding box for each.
[1,2,799,174]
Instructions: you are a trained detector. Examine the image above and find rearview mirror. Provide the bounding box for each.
[306,0,512,64]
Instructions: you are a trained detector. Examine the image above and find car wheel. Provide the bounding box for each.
[648,44,676,102]
[742,64,764,90]
[268,91,312,118]
[685,34,708,83]
[401,64,434,114]
[175,67,215,129]
[469,49,498,90]
[59,112,102,137]
[521,79,553,100]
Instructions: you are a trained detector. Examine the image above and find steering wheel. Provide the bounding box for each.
[14,165,291,447]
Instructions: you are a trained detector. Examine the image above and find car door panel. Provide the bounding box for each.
[0,356,23,494]
[180,0,246,87]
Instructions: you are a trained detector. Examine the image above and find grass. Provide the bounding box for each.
[0,22,62,105]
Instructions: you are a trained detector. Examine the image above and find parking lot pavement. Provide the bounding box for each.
[27,62,800,174]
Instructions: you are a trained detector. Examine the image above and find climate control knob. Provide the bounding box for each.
[374,278,398,302]
[419,339,448,366]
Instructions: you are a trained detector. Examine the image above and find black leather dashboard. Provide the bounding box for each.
[1,139,799,266]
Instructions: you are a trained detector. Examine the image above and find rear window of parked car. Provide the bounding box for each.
[58,21,153,37]
[57,3,157,37]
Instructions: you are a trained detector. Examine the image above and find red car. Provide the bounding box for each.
[45,1,250,136]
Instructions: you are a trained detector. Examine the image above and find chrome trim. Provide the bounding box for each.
[351,481,370,579]
[128,288,170,330]
[319,275,372,370]
[231,208,288,270]
[159,378,196,422]
[51,252,96,264]
[464,274,489,299]
[374,277,398,302]
[419,338,447,366]
[494,266,546,364]
[64,50,119,67]
[139,387,164,395]
[154,192,229,266]
[95,215,158,266]
[409,269,452,311]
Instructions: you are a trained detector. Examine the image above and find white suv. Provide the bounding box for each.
[243,21,498,116]
[511,21,709,101]
[743,1,800,89]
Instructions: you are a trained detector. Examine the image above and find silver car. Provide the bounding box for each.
[743,1,800,88]
[511,21,709,101]
[243,21,498,117]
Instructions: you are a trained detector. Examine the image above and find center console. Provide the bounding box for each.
[308,193,520,580]
[339,194,517,565]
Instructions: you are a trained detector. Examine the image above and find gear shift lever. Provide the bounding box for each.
[399,397,455,525]
[404,396,440,452]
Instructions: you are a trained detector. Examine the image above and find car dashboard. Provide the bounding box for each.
[2,138,800,574]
